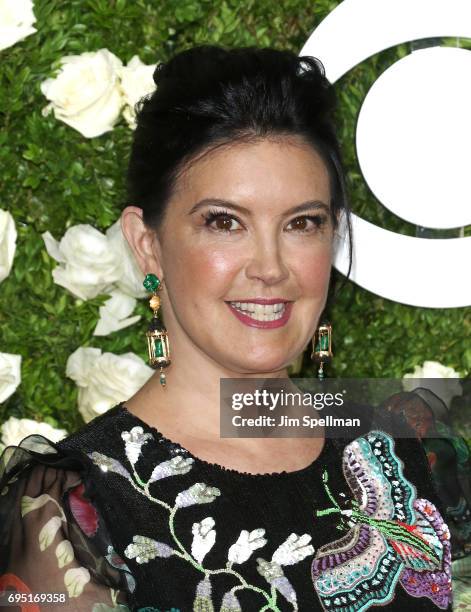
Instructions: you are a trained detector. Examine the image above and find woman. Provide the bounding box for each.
[0,45,453,611]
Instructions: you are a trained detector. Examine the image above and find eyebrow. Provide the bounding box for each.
[188,198,331,217]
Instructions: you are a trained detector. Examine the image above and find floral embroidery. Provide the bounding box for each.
[228,528,267,564]
[88,426,453,611]
[121,426,153,465]
[136,608,180,612]
[69,481,99,537]
[88,426,314,611]
[192,517,216,563]
[312,431,453,611]
[18,486,134,604]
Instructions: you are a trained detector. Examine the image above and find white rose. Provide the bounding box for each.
[0,0,37,51]
[0,209,17,283]
[65,347,153,423]
[403,360,463,408]
[1,416,67,448]
[40,49,124,138]
[405,360,461,379]
[119,55,157,129]
[106,219,147,299]
[0,352,21,403]
[93,289,141,336]
[42,224,122,300]
[42,221,146,305]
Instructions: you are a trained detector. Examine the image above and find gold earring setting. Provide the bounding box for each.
[143,273,171,387]
[311,321,333,380]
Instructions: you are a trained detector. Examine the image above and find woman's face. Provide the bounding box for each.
[130,136,335,374]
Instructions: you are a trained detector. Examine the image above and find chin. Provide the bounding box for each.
[234,356,290,374]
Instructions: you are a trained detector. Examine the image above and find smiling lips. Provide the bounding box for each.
[225,299,293,329]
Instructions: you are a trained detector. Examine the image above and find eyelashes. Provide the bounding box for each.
[201,208,329,234]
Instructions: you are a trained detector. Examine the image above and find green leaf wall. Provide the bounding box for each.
[1,0,469,433]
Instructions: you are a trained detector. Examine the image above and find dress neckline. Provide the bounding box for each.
[116,401,332,479]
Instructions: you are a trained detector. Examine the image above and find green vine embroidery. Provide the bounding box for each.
[88,426,315,611]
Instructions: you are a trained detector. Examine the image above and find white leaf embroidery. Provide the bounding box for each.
[39,515,62,551]
[21,493,54,517]
[64,567,90,598]
[56,539,74,568]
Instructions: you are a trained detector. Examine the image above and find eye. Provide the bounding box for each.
[286,215,328,233]
[202,209,243,233]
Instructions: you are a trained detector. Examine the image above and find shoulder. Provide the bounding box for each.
[55,403,128,454]
[0,403,146,494]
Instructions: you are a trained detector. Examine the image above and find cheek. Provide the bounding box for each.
[295,248,332,294]
[167,244,238,295]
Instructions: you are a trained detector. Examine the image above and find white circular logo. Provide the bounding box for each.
[300,0,471,307]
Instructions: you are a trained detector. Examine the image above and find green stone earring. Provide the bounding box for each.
[310,321,333,380]
[143,273,171,387]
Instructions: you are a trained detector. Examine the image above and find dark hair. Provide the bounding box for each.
[126,44,353,291]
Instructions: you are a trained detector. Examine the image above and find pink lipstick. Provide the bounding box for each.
[225,301,293,329]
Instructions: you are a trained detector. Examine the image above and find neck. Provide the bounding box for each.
[128,324,299,441]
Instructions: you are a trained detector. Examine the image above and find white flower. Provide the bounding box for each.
[42,224,121,300]
[256,558,297,604]
[220,592,241,611]
[40,49,124,138]
[404,360,461,379]
[272,532,314,565]
[403,360,463,408]
[42,220,146,311]
[119,55,157,129]
[256,532,315,605]
[121,426,153,465]
[65,347,153,423]
[0,210,17,283]
[124,535,174,563]
[93,289,141,336]
[228,528,267,564]
[191,517,216,563]
[149,456,194,482]
[1,415,67,448]
[87,452,130,479]
[195,577,212,602]
[0,0,37,51]
[175,483,221,508]
[0,352,21,403]
[106,219,147,299]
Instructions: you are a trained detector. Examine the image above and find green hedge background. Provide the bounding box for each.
[1,0,470,434]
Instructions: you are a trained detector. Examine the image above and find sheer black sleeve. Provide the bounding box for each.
[0,434,135,611]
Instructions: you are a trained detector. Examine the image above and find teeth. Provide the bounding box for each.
[229,301,286,321]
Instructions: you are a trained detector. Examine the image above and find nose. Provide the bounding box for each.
[245,233,289,285]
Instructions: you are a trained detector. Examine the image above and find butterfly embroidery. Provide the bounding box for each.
[312,431,452,611]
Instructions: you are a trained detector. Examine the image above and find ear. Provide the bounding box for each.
[120,206,164,280]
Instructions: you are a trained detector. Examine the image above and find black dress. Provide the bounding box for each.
[0,402,453,611]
